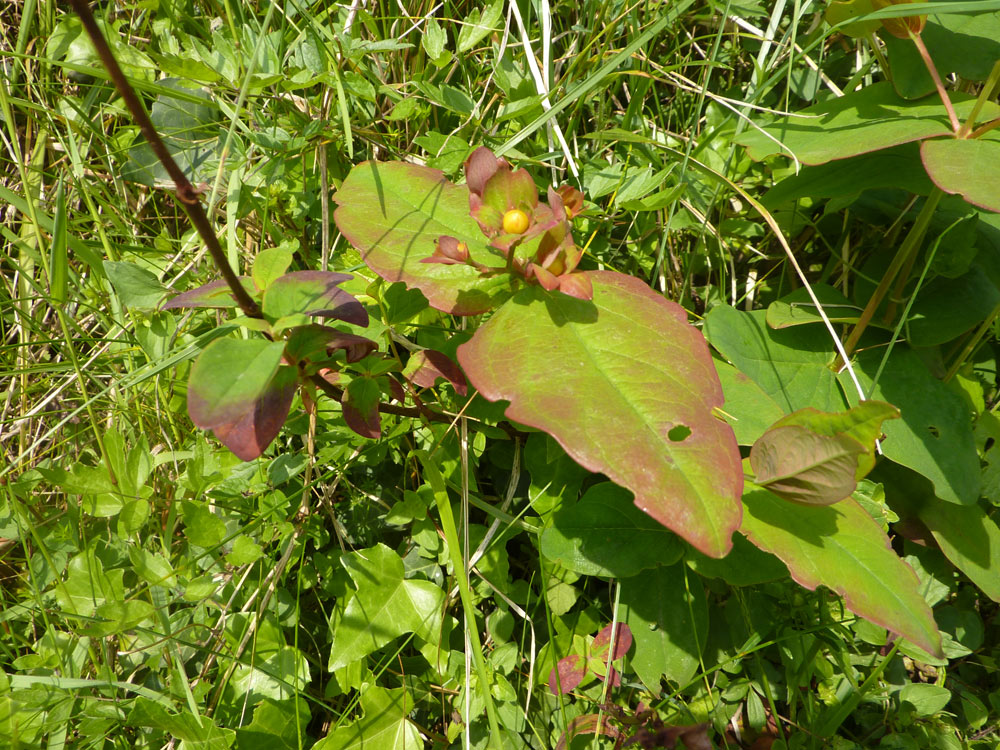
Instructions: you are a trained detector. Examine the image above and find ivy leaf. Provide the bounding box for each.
[459,271,742,558]
[328,544,445,671]
[740,485,942,657]
[333,160,515,315]
[313,686,420,750]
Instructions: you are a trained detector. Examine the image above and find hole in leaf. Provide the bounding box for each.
[928,425,940,439]
[986,437,995,452]
[667,425,691,442]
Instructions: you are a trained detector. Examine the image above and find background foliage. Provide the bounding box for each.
[3,0,1000,748]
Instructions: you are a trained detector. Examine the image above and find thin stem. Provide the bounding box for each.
[67,0,260,318]
[958,59,1000,138]
[909,31,959,133]
[839,188,943,364]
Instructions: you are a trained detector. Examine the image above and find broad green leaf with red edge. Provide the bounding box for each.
[735,83,998,165]
[212,366,298,461]
[333,161,515,315]
[188,338,286,430]
[921,138,1000,213]
[750,426,866,506]
[285,324,377,364]
[261,271,367,326]
[161,277,258,310]
[740,484,942,656]
[458,270,743,557]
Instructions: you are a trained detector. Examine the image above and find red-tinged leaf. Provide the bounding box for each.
[211,366,298,461]
[458,271,743,557]
[765,402,900,479]
[388,376,406,403]
[592,622,632,661]
[559,271,593,301]
[343,378,381,438]
[750,425,867,506]
[187,338,286,430]
[262,271,367,326]
[740,485,942,656]
[161,277,258,310]
[548,654,585,696]
[402,349,468,395]
[921,138,1000,213]
[333,161,515,315]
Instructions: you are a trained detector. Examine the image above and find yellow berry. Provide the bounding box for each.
[502,209,530,235]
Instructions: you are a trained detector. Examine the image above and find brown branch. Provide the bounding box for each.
[68,0,260,318]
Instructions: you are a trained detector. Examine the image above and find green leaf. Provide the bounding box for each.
[735,82,997,165]
[421,18,450,65]
[227,535,263,565]
[333,160,515,315]
[713,359,787,445]
[921,137,1000,213]
[313,686,420,750]
[918,500,1000,603]
[187,338,286,430]
[85,600,155,636]
[211,365,299,461]
[252,245,295,291]
[126,699,233,750]
[457,0,503,53]
[236,698,311,750]
[50,179,68,304]
[181,501,226,549]
[704,304,847,414]
[459,272,743,558]
[129,547,177,588]
[103,261,167,310]
[686,532,789,586]
[899,683,952,717]
[328,543,445,671]
[740,485,942,657]
[540,482,683,577]
[883,13,1000,98]
[55,550,125,618]
[762,144,935,208]
[261,271,367,326]
[765,285,862,330]
[825,0,881,37]
[620,563,708,688]
[840,347,979,505]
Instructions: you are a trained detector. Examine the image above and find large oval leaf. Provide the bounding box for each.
[333,160,515,315]
[261,271,367,326]
[921,137,1000,213]
[740,485,942,657]
[458,271,743,557]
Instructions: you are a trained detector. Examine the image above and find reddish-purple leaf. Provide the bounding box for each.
[188,338,286,431]
[458,271,743,558]
[211,366,298,461]
[741,485,942,657]
[285,325,377,365]
[161,277,258,310]
[750,425,866,506]
[261,271,366,326]
[402,349,468,396]
[333,161,515,315]
[591,622,633,661]
[548,654,585,696]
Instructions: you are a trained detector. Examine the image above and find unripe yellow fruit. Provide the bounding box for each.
[502,209,530,235]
